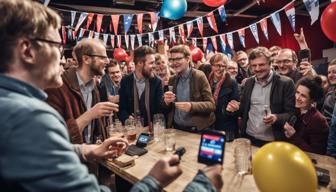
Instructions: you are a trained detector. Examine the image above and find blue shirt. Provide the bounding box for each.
[0,75,108,191]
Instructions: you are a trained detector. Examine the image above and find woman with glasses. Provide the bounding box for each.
[284,76,329,154]
[208,53,240,140]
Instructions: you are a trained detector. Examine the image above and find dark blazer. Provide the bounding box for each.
[118,73,163,126]
[239,72,295,140]
[213,74,240,133]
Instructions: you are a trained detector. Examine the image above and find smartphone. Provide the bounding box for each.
[298,49,311,64]
[136,133,150,147]
[198,130,226,165]
[126,133,149,156]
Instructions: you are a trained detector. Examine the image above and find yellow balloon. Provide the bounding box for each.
[252,142,317,192]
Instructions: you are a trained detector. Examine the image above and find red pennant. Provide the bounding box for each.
[211,36,218,51]
[186,21,193,37]
[62,26,66,44]
[137,14,143,33]
[149,12,156,29]
[96,14,103,32]
[86,13,94,29]
[178,25,186,43]
[196,18,204,36]
[111,15,120,34]
[206,12,218,33]
[203,38,207,51]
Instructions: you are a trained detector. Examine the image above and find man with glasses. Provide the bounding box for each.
[163,45,215,132]
[46,38,118,145]
[234,50,253,85]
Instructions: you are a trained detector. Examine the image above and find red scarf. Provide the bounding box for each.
[208,72,226,104]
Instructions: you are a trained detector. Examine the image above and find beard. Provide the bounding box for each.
[142,66,153,79]
[91,61,104,76]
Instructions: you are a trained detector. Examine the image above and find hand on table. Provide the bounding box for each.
[83,137,128,160]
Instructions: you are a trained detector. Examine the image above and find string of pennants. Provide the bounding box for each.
[61,0,323,51]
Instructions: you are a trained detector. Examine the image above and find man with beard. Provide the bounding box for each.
[45,38,118,145]
[119,45,163,128]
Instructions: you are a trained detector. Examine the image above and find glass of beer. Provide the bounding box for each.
[125,119,137,143]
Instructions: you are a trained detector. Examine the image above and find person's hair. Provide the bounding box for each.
[105,59,119,73]
[169,45,191,58]
[279,48,298,63]
[155,54,168,65]
[209,53,229,66]
[234,50,247,61]
[72,38,105,67]
[133,45,155,65]
[0,0,61,73]
[269,46,282,53]
[296,76,324,103]
[329,58,336,66]
[248,47,272,65]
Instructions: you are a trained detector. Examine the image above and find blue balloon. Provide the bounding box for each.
[160,0,187,20]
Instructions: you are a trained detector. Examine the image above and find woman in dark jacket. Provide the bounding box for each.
[284,76,329,154]
[208,53,239,140]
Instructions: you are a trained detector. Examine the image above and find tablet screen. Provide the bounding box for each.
[199,133,225,164]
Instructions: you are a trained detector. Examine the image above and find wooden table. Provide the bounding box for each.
[101,130,336,192]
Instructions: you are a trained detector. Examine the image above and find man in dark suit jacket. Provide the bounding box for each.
[118,46,163,128]
[227,47,295,146]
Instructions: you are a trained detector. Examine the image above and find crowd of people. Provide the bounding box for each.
[1,0,335,191]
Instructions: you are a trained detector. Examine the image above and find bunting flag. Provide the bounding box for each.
[219,34,226,52]
[103,34,108,45]
[86,13,94,29]
[270,12,282,35]
[303,0,319,25]
[149,12,160,31]
[94,32,100,39]
[206,12,218,33]
[211,36,218,51]
[67,27,73,40]
[148,33,154,47]
[78,28,85,41]
[70,11,76,27]
[237,29,246,47]
[285,2,296,31]
[125,35,129,49]
[75,12,88,33]
[169,27,176,43]
[196,17,204,36]
[223,45,233,59]
[62,26,67,44]
[202,38,207,51]
[178,25,186,43]
[111,15,120,34]
[260,18,269,40]
[137,13,143,33]
[227,32,234,49]
[124,14,134,34]
[218,5,227,23]
[206,42,214,55]
[96,14,103,32]
[110,35,115,48]
[158,30,164,41]
[191,38,197,47]
[88,31,94,38]
[130,35,135,50]
[137,34,142,46]
[117,35,121,47]
[250,23,259,44]
[186,21,194,37]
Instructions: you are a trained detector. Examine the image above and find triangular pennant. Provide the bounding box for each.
[125,35,129,49]
[148,33,154,47]
[238,28,246,47]
[110,35,115,48]
[67,27,73,40]
[111,15,120,34]
[227,33,234,49]
[94,32,100,39]
[219,34,226,52]
[303,0,319,25]
[70,11,76,27]
[250,23,259,44]
[211,36,218,51]
[137,34,142,46]
[169,27,176,43]
[270,12,282,35]
[186,21,194,37]
[124,14,134,34]
[75,12,88,33]
[96,14,103,32]
[206,42,214,55]
[203,38,207,51]
[88,31,94,39]
[206,12,218,33]
[62,26,67,44]
[259,18,269,40]
[137,13,144,33]
[86,13,94,29]
[196,17,204,36]
[285,2,296,31]
[78,28,85,41]
[149,12,160,31]
[178,25,186,43]
[117,35,121,47]
[158,30,164,41]
[130,35,135,50]
[191,38,196,47]
[103,34,108,45]
[218,5,227,23]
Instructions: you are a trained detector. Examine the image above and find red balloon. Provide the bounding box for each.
[113,48,127,62]
[203,0,227,7]
[321,2,336,43]
[191,47,204,62]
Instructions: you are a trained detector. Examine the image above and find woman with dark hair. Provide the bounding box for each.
[208,53,239,140]
[284,76,329,154]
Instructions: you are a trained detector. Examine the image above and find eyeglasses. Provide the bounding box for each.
[212,64,227,69]
[274,59,293,65]
[168,57,185,63]
[30,38,64,58]
[86,54,109,60]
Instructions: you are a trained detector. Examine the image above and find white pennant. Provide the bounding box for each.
[130,35,135,50]
[250,23,259,44]
[75,12,88,32]
[117,35,121,47]
[186,21,193,37]
[303,0,319,25]
[94,32,99,39]
[125,35,129,49]
[158,30,164,41]
[71,11,76,27]
[270,12,282,35]
[169,27,176,43]
[137,34,142,47]
[227,33,234,49]
[103,34,108,45]
[219,34,226,52]
[148,33,154,47]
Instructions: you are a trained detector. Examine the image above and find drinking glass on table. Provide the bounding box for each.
[153,114,165,142]
[164,129,176,152]
[125,118,137,143]
[233,138,252,176]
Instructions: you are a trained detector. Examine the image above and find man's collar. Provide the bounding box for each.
[133,72,146,82]
[180,67,192,80]
[76,71,94,88]
[255,70,274,87]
